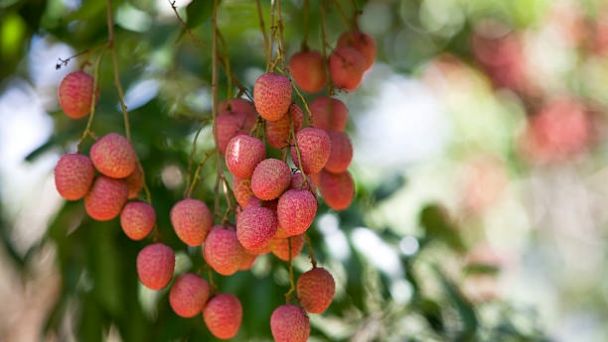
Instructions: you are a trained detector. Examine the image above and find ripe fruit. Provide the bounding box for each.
[329,46,366,91]
[289,50,327,93]
[203,294,242,340]
[125,165,144,199]
[253,73,292,121]
[58,71,95,119]
[297,267,336,313]
[325,131,353,173]
[169,273,210,318]
[239,252,257,270]
[251,158,291,201]
[277,189,317,236]
[90,133,137,179]
[291,127,331,174]
[270,304,310,342]
[265,104,304,149]
[215,99,258,154]
[236,206,277,253]
[310,96,349,132]
[225,135,266,179]
[319,170,354,211]
[170,199,213,247]
[337,31,377,70]
[120,201,156,241]
[54,153,95,200]
[203,227,245,276]
[290,172,316,192]
[136,243,175,290]
[270,235,305,262]
[233,177,255,208]
[84,176,129,221]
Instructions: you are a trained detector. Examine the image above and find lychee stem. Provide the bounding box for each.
[319,1,335,96]
[255,0,271,71]
[211,0,223,220]
[304,234,318,268]
[77,49,105,151]
[284,237,297,303]
[332,0,351,29]
[290,123,309,189]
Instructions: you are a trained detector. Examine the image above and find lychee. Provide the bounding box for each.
[236,206,277,253]
[310,96,349,132]
[169,273,210,318]
[225,135,266,179]
[290,172,316,193]
[324,131,353,173]
[170,198,213,247]
[233,177,255,208]
[120,201,156,241]
[329,46,366,91]
[337,31,377,70]
[253,73,292,121]
[58,71,95,119]
[136,243,175,290]
[291,127,331,174]
[203,226,245,276]
[270,304,310,342]
[289,50,327,93]
[297,267,336,313]
[84,176,129,221]
[265,104,304,149]
[54,153,95,201]
[270,235,305,262]
[203,294,242,340]
[125,165,144,199]
[90,133,137,179]
[239,252,257,270]
[277,189,317,236]
[251,158,291,201]
[215,99,258,154]
[319,170,354,211]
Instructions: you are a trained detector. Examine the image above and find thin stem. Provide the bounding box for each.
[284,237,296,303]
[186,151,213,197]
[304,234,317,268]
[168,0,206,48]
[212,0,222,218]
[217,30,234,99]
[292,81,313,124]
[332,0,351,29]
[302,0,310,49]
[255,0,271,70]
[319,1,334,95]
[77,49,105,151]
[290,121,308,188]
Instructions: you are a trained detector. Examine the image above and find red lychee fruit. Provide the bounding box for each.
[90,133,137,179]
[337,31,377,70]
[215,99,258,154]
[236,206,277,253]
[251,158,291,201]
[297,267,336,313]
[239,252,257,270]
[125,165,144,199]
[277,189,317,236]
[203,226,246,276]
[290,172,316,193]
[310,96,349,132]
[325,131,353,173]
[233,177,255,208]
[136,243,175,290]
[270,304,310,342]
[225,135,266,178]
[329,46,366,91]
[289,50,327,93]
[270,234,305,261]
[253,73,292,121]
[265,104,304,149]
[203,294,242,340]
[58,71,95,119]
[84,176,129,221]
[319,170,354,211]
[291,127,331,174]
[169,273,210,318]
[120,201,156,241]
[170,198,212,247]
[54,153,95,201]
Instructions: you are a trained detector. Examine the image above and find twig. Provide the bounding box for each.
[76,49,106,151]
[319,1,335,95]
[211,0,223,218]
[332,0,351,29]
[255,0,271,70]
[284,237,297,303]
[55,48,92,70]
[304,234,317,268]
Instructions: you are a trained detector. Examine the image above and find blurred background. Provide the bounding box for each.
[2,0,608,341]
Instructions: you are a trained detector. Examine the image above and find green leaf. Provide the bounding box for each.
[185,0,214,29]
[433,266,478,340]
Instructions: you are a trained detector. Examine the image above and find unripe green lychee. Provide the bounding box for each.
[324,131,353,173]
[58,71,95,119]
[120,201,156,241]
[136,243,175,290]
[170,198,213,247]
[291,127,331,174]
[270,304,310,342]
[289,50,327,93]
[253,73,292,121]
[265,104,304,149]
[319,170,354,211]
[251,158,291,201]
[84,176,129,221]
[203,226,246,276]
[225,135,266,179]
[270,234,304,262]
[236,206,277,253]
[125,165,144,199]
[215,99,258,154]
[310,96,349,132]
[203,294,243,340]
[169,273,210,318]
[337,31,377,70]
[329,46,366,91]
[277,189,317,236]
[90,133,137,179]
[54,153,95,201]
[297,267,336,313]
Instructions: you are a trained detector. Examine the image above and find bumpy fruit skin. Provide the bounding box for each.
[297,267,336,313]
[215,99,258,154]
[310,96,349,132]
[270,304,310,342]
[169,273,210,318]
[125,165,144,199]
[84,176,129,221]
[271,235,305,261]
[251,158,291,200]
[319,170,354,211]
[277,189,317,236]
[233,177,255,208]
[236,206,277,253]
[203,294,243,340]
[120,201,156,240]
[291,127,331,174]
[289,50,327,93]
[325,131,353,173]
[265,104,304,149]
[170,199,213,246]
[337,31,377,70]
[58,71,95,119]
[329,46,366,91]
[54,153,95,200]
[225,135,266,179]
[253,73,292,121]
[90,133,137,179]
[136,243,175,290]
[203,227,245,276]
[290,172,316,193]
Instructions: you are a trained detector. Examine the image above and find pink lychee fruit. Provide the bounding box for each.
[265,104,304,149]
[136,243,175,290]
[215,99,258,154]
[329,46,366,91]
[289,50,327,93]
[319,170,354,211]
[84,176,129,221]
[337,31,377,70]
[291,127,331,174]
[253,73,292,121]
[170,198,213,247]
[251,158,291,201]
[236,206,277,253]
[277,189,317,236]
[54,153,95,201]
[309,96,349,132]
[58,71,95,119]
[169,273,210,318]
[90,133,137,179]
[270,234,305,262]
[297,267,336,313]
[324,131,353,173]
[225,135,266,178]
[270,304,310,342]
[120,201,156,241]
[203,226,246,276]
[203,294,242,340]
[125,165,144,199]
